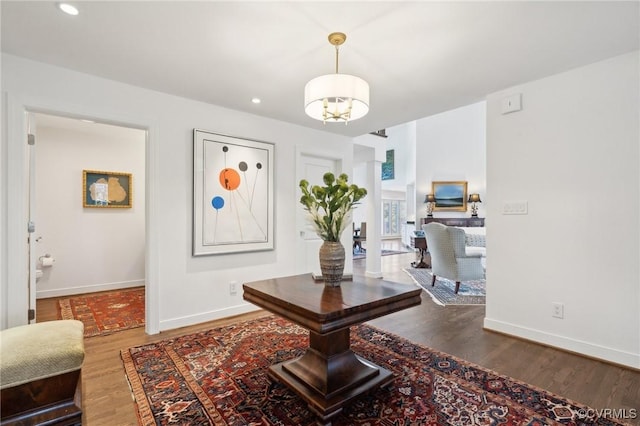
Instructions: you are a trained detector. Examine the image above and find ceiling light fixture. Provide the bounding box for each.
[304,32,369,124]
[251,97,261,104]
[57,3,79,15]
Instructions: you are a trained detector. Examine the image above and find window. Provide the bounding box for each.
[382,200,406,237]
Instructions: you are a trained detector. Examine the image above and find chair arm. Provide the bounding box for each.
[464,246,486,258]
[456,253,483,260]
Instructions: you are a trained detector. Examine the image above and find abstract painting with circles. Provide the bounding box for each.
[193,130,274,255]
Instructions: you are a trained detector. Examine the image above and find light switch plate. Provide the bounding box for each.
[502,201,528,215]
[501,93,522,114]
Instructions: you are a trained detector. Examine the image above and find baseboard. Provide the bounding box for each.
[159,303,260,332]
[36,280,145,299]
[483,317,640,370]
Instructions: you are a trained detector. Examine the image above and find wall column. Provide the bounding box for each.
[365,159,382,278]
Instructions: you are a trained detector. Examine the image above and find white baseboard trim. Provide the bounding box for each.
[484,317,640,370]
[159,303,261,332]
[36,279,145,299]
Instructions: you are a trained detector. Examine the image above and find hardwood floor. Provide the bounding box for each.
[36,240,639,425]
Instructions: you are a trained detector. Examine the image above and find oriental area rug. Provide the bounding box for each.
[121,315,622,426]
[59,287,145,337]
[403,268,486,306]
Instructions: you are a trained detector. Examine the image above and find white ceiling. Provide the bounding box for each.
[2,1,638,138]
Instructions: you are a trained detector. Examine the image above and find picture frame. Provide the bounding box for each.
[193,129,275,256]
[381,149,395,180]
[432,181,468,212]
[83,170,132,208]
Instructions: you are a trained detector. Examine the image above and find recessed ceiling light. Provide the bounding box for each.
[251,97,261,104]
[58,3,79,16]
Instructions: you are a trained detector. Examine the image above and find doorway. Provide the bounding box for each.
[295,151,342,276]
[30,113,146,316]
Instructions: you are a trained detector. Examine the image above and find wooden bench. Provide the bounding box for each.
[1,320,84,425]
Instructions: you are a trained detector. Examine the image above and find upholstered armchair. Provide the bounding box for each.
[423,222,485,294]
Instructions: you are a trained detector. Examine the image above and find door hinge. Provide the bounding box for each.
[28,309,35,321]
[28,133,35,146]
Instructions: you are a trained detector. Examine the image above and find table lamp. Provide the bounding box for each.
[424,194,435,218]
[468,193,482,217]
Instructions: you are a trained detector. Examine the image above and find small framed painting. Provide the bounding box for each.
[83,170,132,208]
[381,149,394,180]
[432,181,467,212]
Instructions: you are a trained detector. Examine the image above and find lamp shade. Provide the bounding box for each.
[468,193,482,203]
[304,73,369,122]
[424,194,436,203]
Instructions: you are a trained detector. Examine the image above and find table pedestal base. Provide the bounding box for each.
[411,248,431,269]
[267,328,394,426]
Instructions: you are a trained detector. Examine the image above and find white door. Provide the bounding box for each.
[296,153,339,276]
[27,113,37,323]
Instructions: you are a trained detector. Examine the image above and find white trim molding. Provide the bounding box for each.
[2,92,160,334]
[484,318,640,369]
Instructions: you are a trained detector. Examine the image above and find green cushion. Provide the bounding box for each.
[0,320,84,389]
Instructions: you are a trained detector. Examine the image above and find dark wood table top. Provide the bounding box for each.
[243,274,422,334]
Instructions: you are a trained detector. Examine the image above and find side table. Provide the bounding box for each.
[410,236,430,268]
[243,274,421,425]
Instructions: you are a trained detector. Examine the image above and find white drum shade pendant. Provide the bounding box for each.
[304,32,369,124]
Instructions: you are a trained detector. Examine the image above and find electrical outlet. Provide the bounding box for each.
[229,281,238,295]
[552,302,564,319]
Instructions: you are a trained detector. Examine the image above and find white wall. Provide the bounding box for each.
[415,101,487,222]
[352,147,370,227]
[34,120,146,297]
[352,137,386,229]
[383,123,416,232]
[353,122,417,227]
[402,122,417,223]
[1,88,7,329]
[1,54,355,331]
[484,51,639,368]
[381,123,414,192]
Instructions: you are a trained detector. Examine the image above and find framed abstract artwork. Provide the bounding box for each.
[193,130,275,255]
[82,170,132,208]
[432,181,468,212]
[381,149,394,180]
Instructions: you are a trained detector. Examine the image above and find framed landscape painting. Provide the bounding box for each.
[83,170,132,208]
[193,129,274,256]
[432,181,467,212]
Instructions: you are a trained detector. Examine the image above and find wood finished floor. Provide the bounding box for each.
[36,240,640,425]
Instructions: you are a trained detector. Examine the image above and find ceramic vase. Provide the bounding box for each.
[318,241,345,287]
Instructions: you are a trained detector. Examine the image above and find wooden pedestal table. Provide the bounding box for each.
[243,274,421,426]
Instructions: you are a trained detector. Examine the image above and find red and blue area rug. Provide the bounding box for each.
[59,287,145,337]
[121,315,624,425]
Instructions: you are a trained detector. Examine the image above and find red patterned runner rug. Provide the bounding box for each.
[59,287,145,337]
[121,315,626,426]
